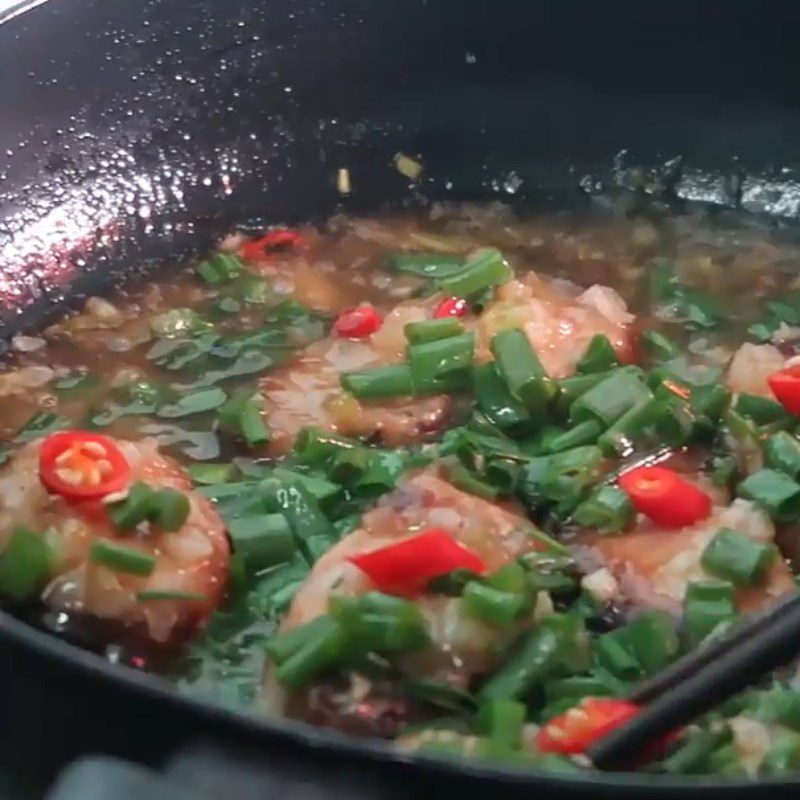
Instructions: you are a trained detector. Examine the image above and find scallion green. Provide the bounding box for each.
[738,468,800,521]
[572,485,634,533]
[408,332,475,394]
[0,526,54,601]
[228,514,295,571]
[684,580,737,642]
[701,527,776,587]
[473,362,530,430]
[341,364,414,399]
[576,335,619,374]
[437,248,512,298]
[764,431,800,481]
[491,328,556,414]
[90,540,156,577]
[404,317,463,344]
[570,369,652,428]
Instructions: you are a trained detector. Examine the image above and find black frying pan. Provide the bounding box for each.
[3,1,800,796]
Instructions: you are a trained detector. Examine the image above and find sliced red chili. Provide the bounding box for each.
[349,528,486,596]
[618,465,711,529]
[434,296,469,319]
[333,305,382,338]
[537,698,640,755]
[768,364,800,416]
[240,229,306,261]
[39,431,131,501]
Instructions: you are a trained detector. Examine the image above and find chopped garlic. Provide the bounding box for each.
[581,568,619,604]
[336,167,351,195]
[393,152,423,181]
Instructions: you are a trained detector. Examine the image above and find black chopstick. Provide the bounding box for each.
[588,592,800,770]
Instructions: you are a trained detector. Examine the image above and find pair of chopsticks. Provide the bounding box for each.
[587,592,800,770]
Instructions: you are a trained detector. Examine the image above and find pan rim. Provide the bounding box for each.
[2,608,798,793]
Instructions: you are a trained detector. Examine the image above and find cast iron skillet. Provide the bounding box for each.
[4,0,800,796]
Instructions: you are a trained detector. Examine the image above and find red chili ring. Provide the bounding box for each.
[39,430,132,501]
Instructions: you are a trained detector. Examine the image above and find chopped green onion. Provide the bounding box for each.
[187,463,239,485]
[701,527,776,587]
[572,485,634,533]
[570,369,652,428]
[398,677,477,715]
[536,446,604,516]
[491,328,556,414]
[738,468,800,521]
[408,332,475,394]
[544,676,613,704]
[649,258,680,302]
[109,483,188,532]
[735,393,791,427]
[329,592,430,653]
[0,526,54,601]
[463,582,525,626]
[593,632,641,680]
[555,369,641,416]
[576,335,619,374]
[764,431,800,481]
[228,514,295,571]
[427,568,482,596]
[473,362,530,430]
[14,411,70,443]
[596,396,659,456]
[711,455,738,488]
[649,359,720,393]
[270,467,341,504]
[660,726,733,774]
[749,320,778,343]
[485,561,528,593]
[404,318,464,344]
[524,527,570,555]
[448,460,499,501]
[196,252,241,284]
[90,540,156,577]
[641,330,681,363]
[762,732,800,774]
[749,685,800,731]
[272,481,337,564]
[437,248,512,298]
[235,274,273,305]
[475,699,526,754]
[484,457,522,494]
[684,580,737,642]
[266,614,334,664]
[478,614,589,700]
[678,291,723,331]
[329,446,370,486]
[136,589,208,602]
[389,252,465,278]
[341,364,414,399]
[213,296,241,315]
[108,482,157,530]
[150,487,190,532]
[626,610,680,675]
[157,387,228,418]
[661,394,699,443]
[217,392,270,446]
[272,617,345,689]
[768,294,800,324]
[545,420,603,454]
[294,426,353,466]
[690,383,731,426]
